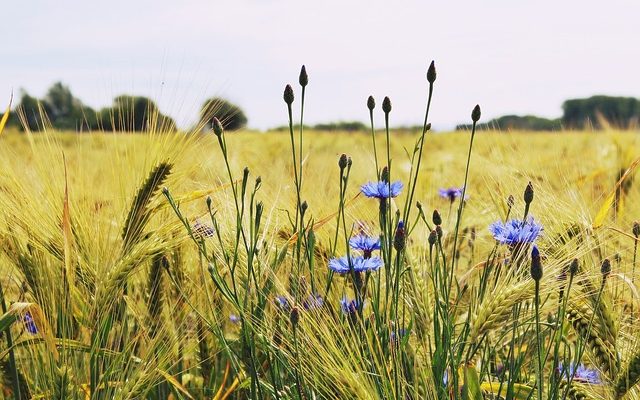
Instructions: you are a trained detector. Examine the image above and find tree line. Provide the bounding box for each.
[2,82,248,132]
[456,95,640,131]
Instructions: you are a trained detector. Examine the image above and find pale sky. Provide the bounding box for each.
[3,0,640,130]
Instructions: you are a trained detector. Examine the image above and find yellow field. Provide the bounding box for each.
[0,127,639,399]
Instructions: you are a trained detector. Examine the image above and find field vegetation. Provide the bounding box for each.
[0,65,640,399]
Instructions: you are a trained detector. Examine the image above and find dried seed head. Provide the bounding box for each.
[299,65,308,87]
[633,221,640,238]
[427,60,436,84]
[283,84,294,105]
[432,209,442,226]
[601,258,611,280]
[530,245,542,281]
[524,181,534,205]
[212,117,224,137]
[338,153,348,170]
[471,104,481,122]
[507,195,515,208]
[367,96,375,111]
[569,258,579,277]
[382,96,392,114]
[428,229,437,246]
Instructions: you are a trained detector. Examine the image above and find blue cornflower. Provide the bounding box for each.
[192,221,215,238]
[390,329,409,343]
[438,186,465,202]
[558,363,601,384]
[340,298,361,315]
[361,181,403,199]
[328,255,384,274]
[23,312,37,335]
[275,296,290,311]
[489,217,543,246]
[349,235,381,257]
[229,314,240,324]
[303,293,324,310]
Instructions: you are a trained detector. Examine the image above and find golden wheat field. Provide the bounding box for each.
[1,125,640,399]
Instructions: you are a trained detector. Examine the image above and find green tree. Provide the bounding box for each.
[199,97,247,131]
[562,96,640,129]
[98,95,176,132]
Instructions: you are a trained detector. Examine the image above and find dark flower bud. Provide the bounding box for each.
[382,96,392,114]
[243,166,250,181]
[428,230,437,246]
[432,209,442,226]
[347,157,352,168]
[633,221,640,238]
[507,195,514,208]
[367,96,375,111]
[212,117,224,137]
[283,84,294,105]
[338,154,348,170]
[601,259,611,281]
[381,166,389,183]
[569,258,579,276]
[299,65,308,87]
[471,104,481,122]
[255,176,262,188]
[427,60,436,84]
[206,196,212,209]
[162,187,169,196]
[394,220,406,251]
[301,201,308,216]
[290,306,300,327]
[425,122,432,131]
[436,225,443,239]
[416,201,423,212]
[524,182,534,205]
[530,245,542,281]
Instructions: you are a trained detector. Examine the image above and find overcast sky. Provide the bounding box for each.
[3,0,639,130]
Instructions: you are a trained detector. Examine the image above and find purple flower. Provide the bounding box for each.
[340,298,361,315]
[275,296,290,311]
[192,221,215,238]
[328,255,384,274]
[438,186,465,202]
[303,293,324,310]
[23,312,37,335]
[390,329,409,343]
[558,363,601,384]
[489,217,543,245]
[229,314,240,324]
[349,235,381,257]
[361,181,403,199]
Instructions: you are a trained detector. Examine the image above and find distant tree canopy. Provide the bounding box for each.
[562,96,640,129]
[199,97,247,131]
[2,83,176,132]
[271,121,367,132]
[7,83,96,131]
[98,95,176,132]
[456,115,562,131]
